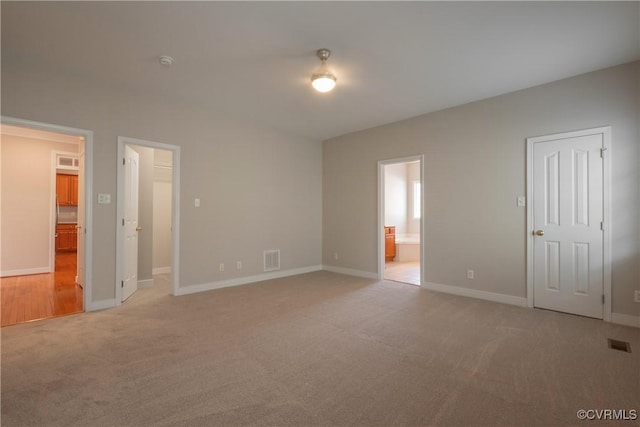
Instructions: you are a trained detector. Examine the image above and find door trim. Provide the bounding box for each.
[377,155,424,284]
[116,136,181,302]
[526,126,611,321]
[2,115,94,311]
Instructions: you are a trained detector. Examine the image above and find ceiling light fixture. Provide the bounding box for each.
[311,49,337,93]
[159,55,174,66]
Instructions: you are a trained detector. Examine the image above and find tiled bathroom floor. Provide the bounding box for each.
[384,260,420,286]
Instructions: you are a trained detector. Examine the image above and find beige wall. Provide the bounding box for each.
[153,149,173,273]
[406,161,420,235]
[0,134,77,274]
[2,57,323,303]
[384,163,407,234]
[323,61,639,317]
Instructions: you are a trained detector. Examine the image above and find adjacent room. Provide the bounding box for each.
[383,159,422,286]
[1,2,638,426]
[1,126,84,325]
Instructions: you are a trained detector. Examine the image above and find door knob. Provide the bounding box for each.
[535,229,544,236]
[136,226,142,232]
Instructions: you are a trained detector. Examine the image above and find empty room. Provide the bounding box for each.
[1,2,638,426]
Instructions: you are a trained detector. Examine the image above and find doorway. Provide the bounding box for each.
[116,137,180,303]
[526,127,611,320]
[1,118,92,325]
[378,156,424,286]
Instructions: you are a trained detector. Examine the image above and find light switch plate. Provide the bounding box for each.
[517,196,526,207]
[194,198,200,208]
[97,193,111,204]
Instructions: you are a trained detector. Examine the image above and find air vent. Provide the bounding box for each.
[263,249,280,272]
[607,338,631,353]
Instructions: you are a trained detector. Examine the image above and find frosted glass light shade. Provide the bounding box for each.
[311,73,337,92]
[310,48,337,93]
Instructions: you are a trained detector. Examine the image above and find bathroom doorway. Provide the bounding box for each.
[378,156,423,286]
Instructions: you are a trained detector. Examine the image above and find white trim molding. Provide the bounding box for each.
[86,299,117,312]
[611,313,640,328]
[152,267,172,275]
[422,281,528,307]
[176,265,323,296]
[526,126,612,322]
[1,267,50,278]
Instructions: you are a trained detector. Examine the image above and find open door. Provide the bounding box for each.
[122,145,140,301]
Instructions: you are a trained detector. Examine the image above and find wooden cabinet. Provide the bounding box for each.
[56,224,77,252]
[385,226,396,261]
[56,174,78,206]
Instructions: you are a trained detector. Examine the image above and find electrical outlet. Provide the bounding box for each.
[219,263,224,272]
[334,252,339,260]
[467,269,474,279]
[517,196,526,207]
[634,290,640,303]
[237,261,242,270]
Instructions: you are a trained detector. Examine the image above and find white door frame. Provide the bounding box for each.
[2,116,94,311]
[116,136,180,302]
[526,126,612,321]
[377,155,425,283]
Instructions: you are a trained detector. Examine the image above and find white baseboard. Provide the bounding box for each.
[422,281,528,307]
[138,279,154,289]
[1,266,51,277]
[86,298,116,312]
[152,266,171,275]
[322,265,378,280]
[611,312,640,328]
[176,265,323,296]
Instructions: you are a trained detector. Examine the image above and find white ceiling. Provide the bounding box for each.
[2,2,639,141]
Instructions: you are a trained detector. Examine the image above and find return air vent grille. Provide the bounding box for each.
[607,338,631,353]
[263,249,280,272]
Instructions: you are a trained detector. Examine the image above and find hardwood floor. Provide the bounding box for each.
[1,252,83,327]
[384,260,420,286]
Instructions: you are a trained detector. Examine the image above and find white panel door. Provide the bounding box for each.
[122,146,139,302]
[532,133,604,318]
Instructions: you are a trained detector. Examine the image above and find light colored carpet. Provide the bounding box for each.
[2,271,638,426]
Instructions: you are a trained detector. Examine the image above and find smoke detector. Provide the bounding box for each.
[159,55,174,66]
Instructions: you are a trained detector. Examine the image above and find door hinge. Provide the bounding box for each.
[121,280,124,288]
[600,147,607,158]
[122,218,125,226]
[600,221,604,231]
[123,157,126,165]
[602,294,605,304]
